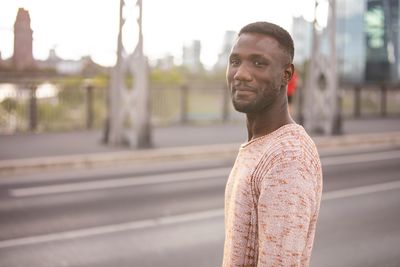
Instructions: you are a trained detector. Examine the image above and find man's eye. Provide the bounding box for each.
[230,58,240,66]
[254,60,266,67]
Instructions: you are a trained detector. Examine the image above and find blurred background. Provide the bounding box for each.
[0,0,400,266]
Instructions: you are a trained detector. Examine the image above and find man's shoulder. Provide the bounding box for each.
[263,123,313,147]
[258,124,319,161]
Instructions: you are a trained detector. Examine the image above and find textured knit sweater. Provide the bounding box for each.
[223,123,322,267]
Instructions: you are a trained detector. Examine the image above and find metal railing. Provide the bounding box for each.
[340,83,400,118]
[0,80,108,133]
[0,81,399,134]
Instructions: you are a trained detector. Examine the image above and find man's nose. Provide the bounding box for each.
[233,64,252,82]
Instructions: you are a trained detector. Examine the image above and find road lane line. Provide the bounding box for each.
[9,150,400,197]
[0,208,224,249]
[322,179,400,201]
[9,167,231,197]
[321,150,400,166]
[1,179,400,249]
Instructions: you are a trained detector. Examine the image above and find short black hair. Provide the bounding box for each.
[239,21,294,62]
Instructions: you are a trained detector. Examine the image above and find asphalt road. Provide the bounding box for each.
[0,146,399,267]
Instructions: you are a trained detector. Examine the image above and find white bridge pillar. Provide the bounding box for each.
[107,0,152,148]
[303,0,342,135]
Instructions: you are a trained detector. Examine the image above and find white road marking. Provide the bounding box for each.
[8,150,400,197]
[322,179,400,201]
[1,179,400,249]
[321,150,400,166]
[0,208,224,249]
[9,167,231,197]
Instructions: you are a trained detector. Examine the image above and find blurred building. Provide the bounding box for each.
[156,54,175,70]
[37,48,82,74]
[13,8,36,71]
[214,31,237,71]
[8,8,106,76]
[292,17,313,67]
[36,48,107,75]
[182,40,203,72]
[364,0,399,82]
[292,0,400,84]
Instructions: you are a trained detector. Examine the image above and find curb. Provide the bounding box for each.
[1,131,400,175]
[0,143,239,175]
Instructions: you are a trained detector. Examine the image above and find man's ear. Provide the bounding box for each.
[283,63,294,85]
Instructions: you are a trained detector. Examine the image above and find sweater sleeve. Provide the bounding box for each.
[256,154,317,267]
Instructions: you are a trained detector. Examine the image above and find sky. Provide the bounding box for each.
[0,0,318,69]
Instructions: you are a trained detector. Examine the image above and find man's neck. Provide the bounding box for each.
[246,104,294,141]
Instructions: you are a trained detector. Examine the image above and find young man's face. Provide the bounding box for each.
[226,33,291,114]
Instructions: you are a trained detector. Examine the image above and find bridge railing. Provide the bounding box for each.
[0,80,108,133]
[340,83,400,118]
[0,80,399,134]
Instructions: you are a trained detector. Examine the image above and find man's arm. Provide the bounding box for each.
[257,159,318,267]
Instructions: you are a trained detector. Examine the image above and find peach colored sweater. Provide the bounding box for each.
[223,124,322,267]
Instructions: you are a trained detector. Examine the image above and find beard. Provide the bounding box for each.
[232,97,268,113]
[231,83,281,114]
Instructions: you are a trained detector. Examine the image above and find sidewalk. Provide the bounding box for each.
[1,117,400,173]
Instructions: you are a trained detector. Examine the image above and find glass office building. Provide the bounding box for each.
[338,0,400,83]
[293,0,400,84]
[364,0,399,82]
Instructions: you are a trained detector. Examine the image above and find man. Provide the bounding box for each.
[223,21,323,267]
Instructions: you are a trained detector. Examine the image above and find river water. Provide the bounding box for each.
[0,82,59,102]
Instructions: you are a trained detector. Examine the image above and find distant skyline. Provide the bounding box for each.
[0,0,318,69]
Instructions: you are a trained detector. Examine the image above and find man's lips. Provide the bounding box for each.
[232,85,257,93]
